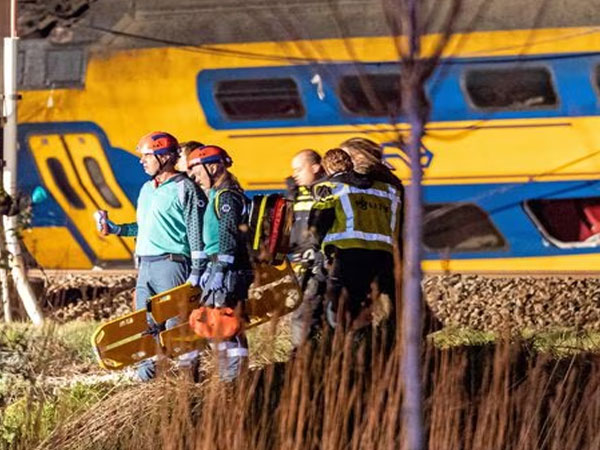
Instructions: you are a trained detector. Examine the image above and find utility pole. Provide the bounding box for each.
[2,0,43,325]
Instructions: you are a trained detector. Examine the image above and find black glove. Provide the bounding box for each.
[285,176,298,200]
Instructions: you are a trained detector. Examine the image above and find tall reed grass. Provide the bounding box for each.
[12,319,600,450]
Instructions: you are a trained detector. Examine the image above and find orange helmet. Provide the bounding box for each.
[187,145,233,169]
[136,131,179,155]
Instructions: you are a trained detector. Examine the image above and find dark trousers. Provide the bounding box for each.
[326,248,395,325]
[290,260,326,348]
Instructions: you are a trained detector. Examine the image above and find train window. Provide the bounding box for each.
[594,65,600,94]
[524,198,600,247]
[46,158,85,209]
[83,157,122,208]
[339,74,402,116]
[424,203,505,252]
[465,67,557,110]
[215,78,304,120]
[17,50,26,87]
[44,48,85,88]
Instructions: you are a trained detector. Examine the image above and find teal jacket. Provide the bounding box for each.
[203,181,250,269]
[119,174,207,271]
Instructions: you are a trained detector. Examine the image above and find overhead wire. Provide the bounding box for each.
[76,24,315,63]
[74,22,600,65]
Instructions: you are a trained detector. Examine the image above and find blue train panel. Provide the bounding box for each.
[197,53,600,130]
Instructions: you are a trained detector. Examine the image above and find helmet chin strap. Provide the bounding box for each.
[151,153,176,180]
[202,163,214,188]
[202,163,227,189]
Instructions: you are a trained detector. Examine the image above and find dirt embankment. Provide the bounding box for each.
[30,272,136,323]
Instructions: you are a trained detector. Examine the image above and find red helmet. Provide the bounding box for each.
[187,145,233,169]
[137,131,179,155]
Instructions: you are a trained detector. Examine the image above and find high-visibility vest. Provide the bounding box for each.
[293,185,316,213]
[313,180,401,253]
[289,185,318,256]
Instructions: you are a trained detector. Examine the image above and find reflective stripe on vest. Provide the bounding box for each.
[293,200,314,212]
[322,182,400,249]
[293,186,315,212]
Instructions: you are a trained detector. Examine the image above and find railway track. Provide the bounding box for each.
[427,271,600,278]
[27,268,600,279]
[27,269,137,279]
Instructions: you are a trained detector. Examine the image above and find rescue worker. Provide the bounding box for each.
[176,140,203,173]
[340,136,404,194]
[186,145,253,381]
[94,131,207,381]
[339,137,404,328]
[286,149,327,348]
[310,148,401,329]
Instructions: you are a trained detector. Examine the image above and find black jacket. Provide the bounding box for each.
[286,176,325,258]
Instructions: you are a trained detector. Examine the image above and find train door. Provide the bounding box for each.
[62,133,136,251]
[27,131,135,266]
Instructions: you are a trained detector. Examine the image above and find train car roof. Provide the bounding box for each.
[14,0,600,49]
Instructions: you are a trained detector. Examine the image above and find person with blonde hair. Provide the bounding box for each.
[338,137,404,331]
[340,137,404,191]
[310,147,401,330]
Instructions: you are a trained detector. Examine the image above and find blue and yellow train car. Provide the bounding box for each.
[13,7,600,273]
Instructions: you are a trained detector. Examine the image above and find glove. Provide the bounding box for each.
[188,258,209,288]
[93,210,121,235]
[202,263,230,308]
[207,269,225,292]
[186,268,201,287]
[199,262,212,290]
[206,261,231,292]
[300,248,324,275]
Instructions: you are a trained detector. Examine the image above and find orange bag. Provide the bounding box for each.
[189,306,242,339]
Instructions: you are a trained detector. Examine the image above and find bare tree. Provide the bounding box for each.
[2,0,43,325]
[381,0,462,448]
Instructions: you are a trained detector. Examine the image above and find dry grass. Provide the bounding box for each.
[5,308,600,449]
[1,320,597,450]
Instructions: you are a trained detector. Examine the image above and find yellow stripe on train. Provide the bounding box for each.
[423,253,600,274]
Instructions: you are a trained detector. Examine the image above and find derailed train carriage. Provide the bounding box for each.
[8,0,600,272]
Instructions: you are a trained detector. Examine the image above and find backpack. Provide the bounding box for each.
[248,193,293,265]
